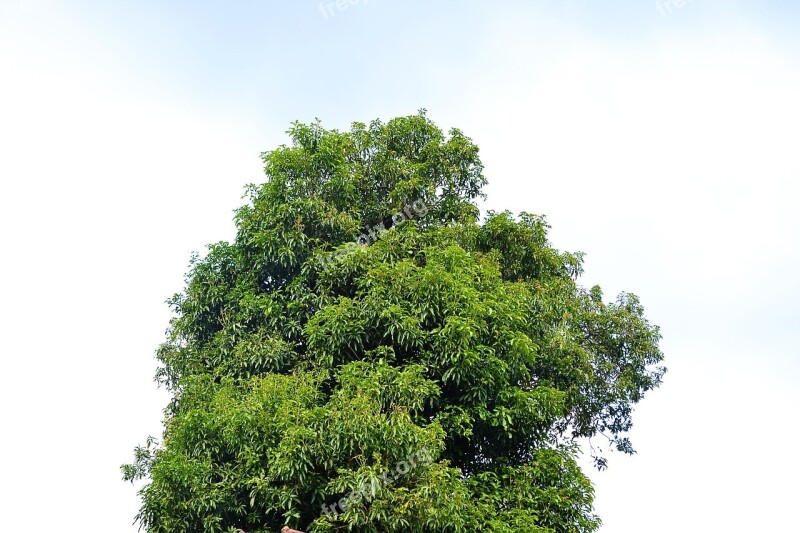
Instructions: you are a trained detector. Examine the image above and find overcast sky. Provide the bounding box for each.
[1,1,798,531]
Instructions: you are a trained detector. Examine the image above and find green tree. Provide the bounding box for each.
[123,111,665,532]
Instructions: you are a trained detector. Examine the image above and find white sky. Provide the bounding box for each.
[1,1,798,531]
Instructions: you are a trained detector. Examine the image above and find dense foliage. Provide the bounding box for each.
[124,111,665,532]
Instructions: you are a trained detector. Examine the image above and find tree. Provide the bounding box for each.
[123,111,665,532]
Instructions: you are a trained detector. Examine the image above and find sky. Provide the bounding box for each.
[0,1,798,531]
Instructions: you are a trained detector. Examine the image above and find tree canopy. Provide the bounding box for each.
[123,111,665,532]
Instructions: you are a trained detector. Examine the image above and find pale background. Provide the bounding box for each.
[1,1,798,531]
